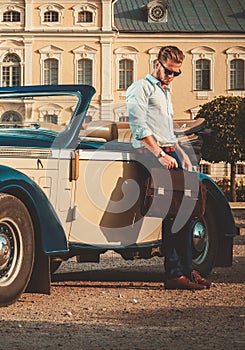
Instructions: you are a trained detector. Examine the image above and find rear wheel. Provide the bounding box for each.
[191,196,219,276]
[0,193,34,306]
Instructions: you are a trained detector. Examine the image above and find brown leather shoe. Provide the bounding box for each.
[191,270,211,288]
[165,275,207,290]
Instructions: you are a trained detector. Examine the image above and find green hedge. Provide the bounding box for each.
[216,178,245,202]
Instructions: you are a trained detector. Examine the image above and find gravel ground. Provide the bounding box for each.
[0,229,244,350]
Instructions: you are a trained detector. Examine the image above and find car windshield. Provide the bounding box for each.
[0,94,79,134]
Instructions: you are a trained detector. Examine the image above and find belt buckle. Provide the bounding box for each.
[162,146,175,153]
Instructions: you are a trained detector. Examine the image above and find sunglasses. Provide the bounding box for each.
[159,61,182,77]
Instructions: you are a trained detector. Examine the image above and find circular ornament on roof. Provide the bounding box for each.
[147,1,168,23]
[150,5,165,21]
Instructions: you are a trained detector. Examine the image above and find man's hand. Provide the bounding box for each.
[175,143,193,171]
[181,154,192,171]
[158,154,178,169]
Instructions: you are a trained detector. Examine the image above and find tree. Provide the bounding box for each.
[196,96,245,202]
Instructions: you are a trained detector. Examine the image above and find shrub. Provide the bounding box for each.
[216,178,245,202]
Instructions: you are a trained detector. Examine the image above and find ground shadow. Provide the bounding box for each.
[1,305,244,350]
[51,254,244,286]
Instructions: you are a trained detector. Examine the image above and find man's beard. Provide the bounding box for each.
[156,71,169,86]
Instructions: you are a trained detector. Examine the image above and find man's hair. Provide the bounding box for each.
[158,46,185,63]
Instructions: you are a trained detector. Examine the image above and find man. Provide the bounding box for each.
[126,46,211,290]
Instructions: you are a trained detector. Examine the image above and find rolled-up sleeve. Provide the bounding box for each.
[126,79,153,141]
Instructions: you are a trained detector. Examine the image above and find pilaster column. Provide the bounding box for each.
[100,37,113,119]
[25,0,32,31]
[102,0,112,31]
[24,39,32,85]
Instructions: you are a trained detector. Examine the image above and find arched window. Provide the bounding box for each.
[44,11,59,22]
[78,11,93,23]
[39,4,63,25]
[44,59,58,85]
[195,59,210,90]
[1,111,22,125]
[191,47,214,97]
[3,10,20,22]
[78,59,92,85]
[119,59,133,90]
[2,53,21,87]
[230,59,244,90]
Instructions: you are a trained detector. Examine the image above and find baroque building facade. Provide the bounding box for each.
[0,0,244,179]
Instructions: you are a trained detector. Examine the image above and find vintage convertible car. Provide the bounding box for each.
[0,85,236,306]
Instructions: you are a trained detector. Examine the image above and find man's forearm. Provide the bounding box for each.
[138,135,163,157]
[139,136,178,169]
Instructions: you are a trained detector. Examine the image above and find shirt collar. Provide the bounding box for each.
[145,74,171,91]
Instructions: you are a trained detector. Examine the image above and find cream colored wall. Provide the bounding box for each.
[0,1,244,122]
[111,38,245,120]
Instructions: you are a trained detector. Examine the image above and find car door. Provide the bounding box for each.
[69,148,162,248]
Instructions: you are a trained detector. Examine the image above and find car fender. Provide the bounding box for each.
[0,165,68,255]
[198,172,236,266]
[198,172,236,237]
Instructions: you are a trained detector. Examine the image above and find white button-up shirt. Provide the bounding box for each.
[126,74,177,148]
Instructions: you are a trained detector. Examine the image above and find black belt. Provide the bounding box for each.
[135,146,175,154]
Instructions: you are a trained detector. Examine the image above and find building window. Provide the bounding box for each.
[78,11,93,23]
[44,59,58,85]
[72,4,97,26]
[119,59,133,90]
[230,59,244,90]
[199,164,210,174]
[39,45,62,85]
[3,10,20,22]
[1,111,22,125]
[191,47,215,98]
[73,45,96,86]
[44,11,59,23]
[0,5,24,26]
[119,116,129,122]
[78,59,92,85]
[226,47,245,94]
[115,47,138,90]
[44,114,58,124]
[39,4,63,25]
[2,53,21,87]
[237,164,245,175]
[195,59,210,90]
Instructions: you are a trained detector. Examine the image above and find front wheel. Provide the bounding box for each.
[0,193,35,306]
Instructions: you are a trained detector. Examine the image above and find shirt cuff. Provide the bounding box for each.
[133,127,152,140]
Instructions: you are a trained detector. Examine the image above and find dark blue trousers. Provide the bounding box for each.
[162,151,194,279]
[137,149,194,280]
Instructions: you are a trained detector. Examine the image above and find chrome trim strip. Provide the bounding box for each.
[0,147,52,158]
[78,149,136,161]
[0,147,75,159]
[0,147,135,161]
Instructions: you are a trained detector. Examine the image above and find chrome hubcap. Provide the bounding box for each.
[0,224,14,278]
[192,221,209,264]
